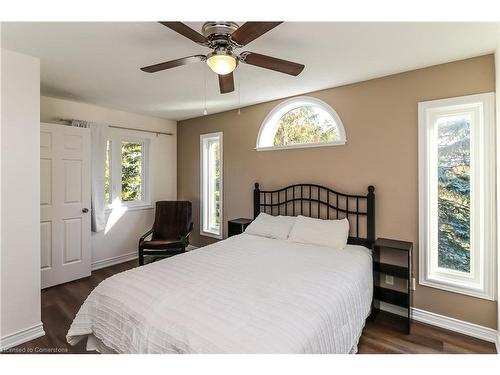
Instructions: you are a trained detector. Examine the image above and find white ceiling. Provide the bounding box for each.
[2,22,499,121]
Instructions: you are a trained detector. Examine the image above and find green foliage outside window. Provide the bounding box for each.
[273,106,339,146]
[104,141,111,204]
[121,141,143,202]
[213,142,221,228]
[437,117,470,272]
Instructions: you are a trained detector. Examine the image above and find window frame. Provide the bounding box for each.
[418,92,496,301]
[106,129,151,211]
[255,96,346,151]
[200,132,223,239]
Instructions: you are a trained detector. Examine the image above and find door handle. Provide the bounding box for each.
[82,208,89,213]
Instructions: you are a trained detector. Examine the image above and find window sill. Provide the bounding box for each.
[419,277,495,301]
[105,204,153,214]
[200,230,222,240]
[255,140,346,152]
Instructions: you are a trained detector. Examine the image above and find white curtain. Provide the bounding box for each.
[71,120,108,232]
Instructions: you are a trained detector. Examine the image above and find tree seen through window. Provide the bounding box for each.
[437,115,470,272]
[121,141,143,202]
[273,106,340,147]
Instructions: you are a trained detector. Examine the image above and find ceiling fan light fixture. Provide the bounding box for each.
[206,51,237,75]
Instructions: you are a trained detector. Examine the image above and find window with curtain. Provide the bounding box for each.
[105,131,150,209]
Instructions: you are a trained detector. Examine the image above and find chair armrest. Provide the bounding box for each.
[139,228,154,243]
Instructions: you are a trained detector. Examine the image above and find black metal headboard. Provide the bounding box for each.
[253,183,375,248]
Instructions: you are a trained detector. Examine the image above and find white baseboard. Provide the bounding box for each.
[0,322,45,351]
[495,333,500,354]
[379,302,498,344]
[91,251,138,271]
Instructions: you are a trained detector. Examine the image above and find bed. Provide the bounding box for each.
[67,183,376,354]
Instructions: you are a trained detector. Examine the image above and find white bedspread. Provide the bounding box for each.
[67,234,373,353]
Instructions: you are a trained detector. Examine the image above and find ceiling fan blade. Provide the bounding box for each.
[140,55,206,73]
[218,72,235,94]
[240,52,305,76]
[230,22,282,46]
[158,22,209,46]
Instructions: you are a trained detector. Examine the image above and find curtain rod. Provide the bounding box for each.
[56,118,174,136]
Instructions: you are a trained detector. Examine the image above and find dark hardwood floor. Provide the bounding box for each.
[4,259,497,354]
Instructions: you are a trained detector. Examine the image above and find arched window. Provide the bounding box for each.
[256,96,346,151]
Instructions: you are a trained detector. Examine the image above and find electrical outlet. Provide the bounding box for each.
[385,275,394,285]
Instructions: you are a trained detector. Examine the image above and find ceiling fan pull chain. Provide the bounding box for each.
[238,71,241,115]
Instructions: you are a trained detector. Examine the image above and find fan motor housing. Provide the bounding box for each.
[202,22,239,38]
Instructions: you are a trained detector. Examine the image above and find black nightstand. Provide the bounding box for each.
[371,237,413,334]
[228,218,253,237]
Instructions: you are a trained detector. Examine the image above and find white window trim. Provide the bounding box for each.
[106,129,152,212]
[255,96,346,151]
[418,92,496,301]
[200,132,223,239]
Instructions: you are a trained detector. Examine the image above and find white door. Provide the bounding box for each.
[40,123,91,288]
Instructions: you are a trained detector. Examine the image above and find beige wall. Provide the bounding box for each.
[41,96,177,265]
[178,54,497,329]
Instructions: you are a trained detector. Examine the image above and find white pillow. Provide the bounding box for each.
[244,213,296,240]
[288,215,349,250]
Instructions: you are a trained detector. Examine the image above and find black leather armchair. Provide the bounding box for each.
[138,201,193,265]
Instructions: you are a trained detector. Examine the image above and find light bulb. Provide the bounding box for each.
[207,53,237,75]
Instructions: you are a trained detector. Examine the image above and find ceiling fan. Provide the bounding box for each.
[140,22,305,94]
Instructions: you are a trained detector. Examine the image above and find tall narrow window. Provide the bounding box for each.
[200,132,223,238]
[419,93,496,300]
